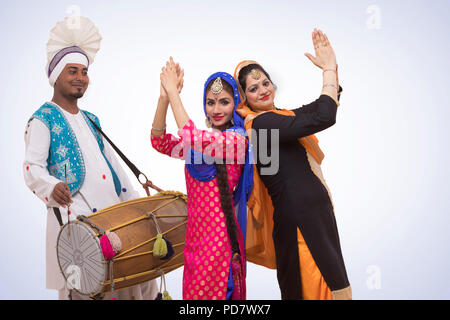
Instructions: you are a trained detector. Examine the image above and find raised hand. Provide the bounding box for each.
[176,63,184,94]
[160,57,182,95]
[160,58,184,99]
[304,29,337,71]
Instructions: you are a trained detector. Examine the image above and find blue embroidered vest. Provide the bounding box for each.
[29,102,122,196]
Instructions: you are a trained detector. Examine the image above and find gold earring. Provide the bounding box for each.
[205,117,212,128]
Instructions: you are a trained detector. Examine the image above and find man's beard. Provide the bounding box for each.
[70,92,84,99]
[69,88,85,99]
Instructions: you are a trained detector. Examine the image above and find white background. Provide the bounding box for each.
[1,0,450,300]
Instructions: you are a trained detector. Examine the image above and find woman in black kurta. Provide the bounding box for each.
[234,29,351,300]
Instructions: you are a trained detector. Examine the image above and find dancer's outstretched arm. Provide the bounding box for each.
[160,57,190,130]
[152,58,184,137]
[305,28,340,104]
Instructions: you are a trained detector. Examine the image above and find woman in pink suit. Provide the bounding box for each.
[150,58,253,300]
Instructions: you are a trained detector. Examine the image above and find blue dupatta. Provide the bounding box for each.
[185,71,253,246]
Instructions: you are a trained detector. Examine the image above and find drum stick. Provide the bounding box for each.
[65,164,71,236]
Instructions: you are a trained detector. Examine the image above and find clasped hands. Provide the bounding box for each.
[160,57,184,99]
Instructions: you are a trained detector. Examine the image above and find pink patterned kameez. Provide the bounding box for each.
[151,120,247,300]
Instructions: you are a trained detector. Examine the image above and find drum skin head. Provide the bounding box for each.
[56,221,107,296]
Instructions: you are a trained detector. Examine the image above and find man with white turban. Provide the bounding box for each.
[23,16,158,300]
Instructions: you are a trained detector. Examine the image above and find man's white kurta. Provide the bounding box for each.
[23,102,157,297]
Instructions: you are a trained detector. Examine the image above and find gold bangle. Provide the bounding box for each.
[323,83,338,90]
[152,125,166,132]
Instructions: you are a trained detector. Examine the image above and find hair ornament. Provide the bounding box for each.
[250,69,261,80]
[210,77,223,94]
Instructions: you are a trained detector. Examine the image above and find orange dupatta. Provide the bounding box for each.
[238,104,325,269]
[234,60,325,270]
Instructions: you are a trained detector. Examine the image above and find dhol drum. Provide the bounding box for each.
[56,191,187,298]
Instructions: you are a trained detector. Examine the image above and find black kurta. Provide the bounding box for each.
[251,94,350,299]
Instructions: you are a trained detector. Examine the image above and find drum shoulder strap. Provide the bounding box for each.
[52,207,63,227]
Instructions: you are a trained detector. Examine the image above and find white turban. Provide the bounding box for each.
[46,16,102,87]
[47,46,89,87]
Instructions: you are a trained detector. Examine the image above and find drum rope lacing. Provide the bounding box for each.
[100,197,181,235]
[114,220,187,259]
[101,252,185,287]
